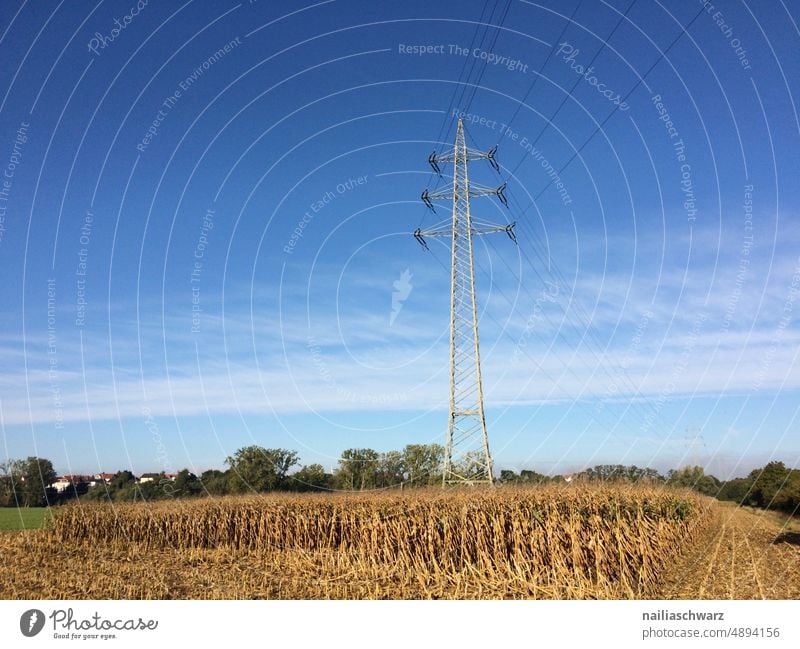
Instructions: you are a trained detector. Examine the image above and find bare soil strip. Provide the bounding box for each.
[658,504,800,599]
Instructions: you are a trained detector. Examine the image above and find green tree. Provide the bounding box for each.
[578,464,663,483]
[172,469,201,497]
[780,471,800,513]
[291,464,332,491]
[749,461,790,509]
[131,480,160,502]
[716,463,800,514]
[82,482,112,502]
[717,477,753,505]
[0,459,24,507]
[335,448,380,490]
[377,451,405,488]
[639,467,665,482]
[199,469,229,495]
[666,466,720,496]
[499,468,549,484]
[402,444,444,486]
[225,446,299,493]
[452,450,492,482]
[111,470,136,489]
[519,469,548,484]
[16,457,57,507]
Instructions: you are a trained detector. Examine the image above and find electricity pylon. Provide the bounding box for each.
[684,426,705,468]
[414,118,517,486]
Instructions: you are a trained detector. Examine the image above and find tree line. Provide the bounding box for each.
[2,449,798,516]
[0,444,447,505]
[501,462,800,515]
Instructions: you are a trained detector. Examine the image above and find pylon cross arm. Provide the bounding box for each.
[416,222,517,242]
[424,182,506,203]
[430,145,497,165]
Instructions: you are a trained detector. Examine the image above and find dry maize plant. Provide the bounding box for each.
[1,485,715,599]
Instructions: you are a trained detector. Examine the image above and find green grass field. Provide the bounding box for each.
[0,507,50,531]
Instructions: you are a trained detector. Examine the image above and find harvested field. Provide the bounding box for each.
[0,485,722,599]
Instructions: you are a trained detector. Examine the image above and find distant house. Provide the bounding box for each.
[94,473,114,484]
[50,478,72,493]
[138,473,162,484]
[50,475,94,493]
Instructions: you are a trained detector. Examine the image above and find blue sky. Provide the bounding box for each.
[0,0,798,479]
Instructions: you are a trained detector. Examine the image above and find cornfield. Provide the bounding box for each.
[0,484,716,599]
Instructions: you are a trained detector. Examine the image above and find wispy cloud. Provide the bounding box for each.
[1,238,797,427]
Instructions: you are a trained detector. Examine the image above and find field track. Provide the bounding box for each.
[657,504,800,599]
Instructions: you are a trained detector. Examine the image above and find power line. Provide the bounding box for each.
[460,0,514,114]
[463,105,678,440]
[497,0,585,144]
[409,3,709,453]
[417,0,503,228]
[465,3,709,427]
[434,0,500,157]
[506,0,637,180]
[524,2,707,209]
[426,236,661,452]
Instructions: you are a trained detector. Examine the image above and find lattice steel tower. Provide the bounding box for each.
[414,118,517,485]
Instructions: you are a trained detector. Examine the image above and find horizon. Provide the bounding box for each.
[1,1,799,484]
[19,446,796,484]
